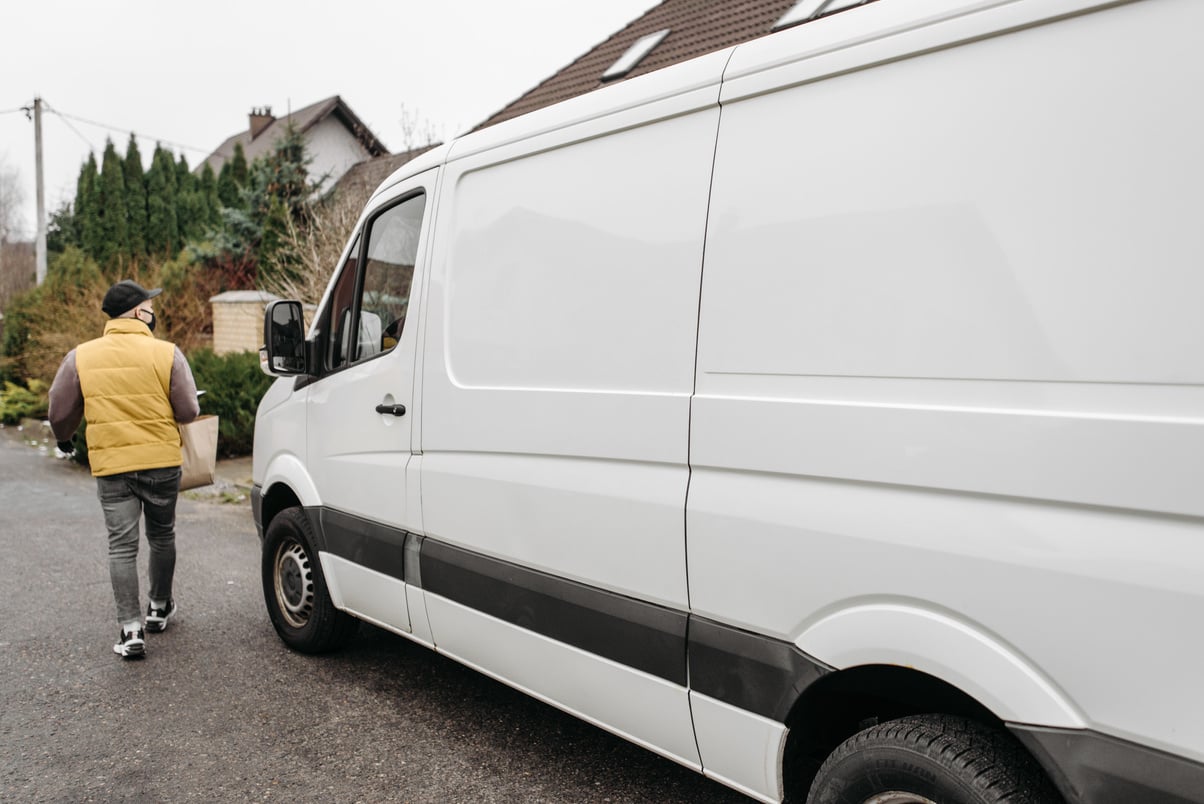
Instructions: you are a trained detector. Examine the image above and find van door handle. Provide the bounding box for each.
[374,403,407,416]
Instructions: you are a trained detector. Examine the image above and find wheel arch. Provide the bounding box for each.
[778,600,1085,801]
[258,452,321,534]
[781,663,1006,800]
[260,482,303,538]
[795,602,1085,728]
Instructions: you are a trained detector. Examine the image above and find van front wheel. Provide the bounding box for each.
[807,715,1060,804]
[261,507,357,653]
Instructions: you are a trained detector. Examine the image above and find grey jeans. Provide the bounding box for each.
[96,466,181,624]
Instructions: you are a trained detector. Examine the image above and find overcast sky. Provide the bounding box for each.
[0,0,659,239]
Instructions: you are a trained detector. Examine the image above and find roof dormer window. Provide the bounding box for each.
[602,29,671,81]
[773,0,869,31]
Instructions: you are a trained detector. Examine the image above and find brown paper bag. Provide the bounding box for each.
[179,415,219,490]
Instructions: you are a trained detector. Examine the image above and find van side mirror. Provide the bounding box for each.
[262,300,308,376]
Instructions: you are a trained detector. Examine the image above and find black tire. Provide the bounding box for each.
[808,714,1061,804]
[262,507,358,653]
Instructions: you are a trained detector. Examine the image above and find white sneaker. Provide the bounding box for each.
[113,626,146,658]
[145,599,176,634]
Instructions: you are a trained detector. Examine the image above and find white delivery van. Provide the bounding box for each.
[251,0,1204,801]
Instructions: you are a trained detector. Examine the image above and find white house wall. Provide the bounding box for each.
[305,117,375,191]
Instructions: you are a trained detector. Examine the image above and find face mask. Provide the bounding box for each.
[139,309,156,332]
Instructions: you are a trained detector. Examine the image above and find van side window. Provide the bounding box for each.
[321,192,426,372]
[360,193,425,359]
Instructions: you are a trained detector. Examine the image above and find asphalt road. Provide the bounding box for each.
[0,424,748,804]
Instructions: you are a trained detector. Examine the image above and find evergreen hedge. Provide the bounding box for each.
[188,349,273,458]
[0,380,48,425]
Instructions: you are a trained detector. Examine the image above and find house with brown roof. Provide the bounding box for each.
[199,95,388,191]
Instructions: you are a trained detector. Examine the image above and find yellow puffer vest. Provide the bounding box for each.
[75,318,181,477]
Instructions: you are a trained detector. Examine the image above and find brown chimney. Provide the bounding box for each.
[249,106,275,139]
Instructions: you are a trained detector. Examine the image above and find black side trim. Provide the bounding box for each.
[317,507,409,581]
[689,616,831,722]
[421,539,688,685]
[1010,725,1204,804]
[296,512,824,719]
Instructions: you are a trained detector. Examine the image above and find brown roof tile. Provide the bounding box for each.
[473,0,803,131]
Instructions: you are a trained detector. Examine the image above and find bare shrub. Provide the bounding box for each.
[258,185,363,305]
[158,254,223,355]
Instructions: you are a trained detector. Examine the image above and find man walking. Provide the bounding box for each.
[49,280,200,659]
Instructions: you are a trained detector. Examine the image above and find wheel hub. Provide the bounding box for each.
[274,540,314,628]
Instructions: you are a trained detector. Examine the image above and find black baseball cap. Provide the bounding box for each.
[101,280,162,318]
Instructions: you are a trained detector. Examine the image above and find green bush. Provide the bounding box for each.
[1,247,108,386]
[188,348,273,457]
[0,380,48,425]
[0,292,39,385]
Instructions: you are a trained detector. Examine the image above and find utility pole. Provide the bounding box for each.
[33,96,47,285]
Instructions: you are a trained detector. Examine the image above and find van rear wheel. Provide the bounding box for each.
[807,715,1060,804]
[262,507,357,653]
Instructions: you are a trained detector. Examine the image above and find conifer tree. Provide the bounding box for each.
[76,153,102,262]
[251,124,316,288]
[175,154,208,241]
[145,145,179,256]
[97,140,130,268]
[196,125,317,290]
[230,141,249,188]
[215,142,250,211]
[174,153,193,239]
[216,161,237,209]
[123,135,148,259]
[157,145,178,200]
[199,163,221,228]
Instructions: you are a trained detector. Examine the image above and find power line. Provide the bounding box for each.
[0,107,28,116]
[43,102,97,151]
[41,102,210,155]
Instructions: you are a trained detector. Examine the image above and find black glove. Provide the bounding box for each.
[56,440,75,457]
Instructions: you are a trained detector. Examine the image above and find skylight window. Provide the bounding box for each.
[602,29,671,81]
[773,0,867,31]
